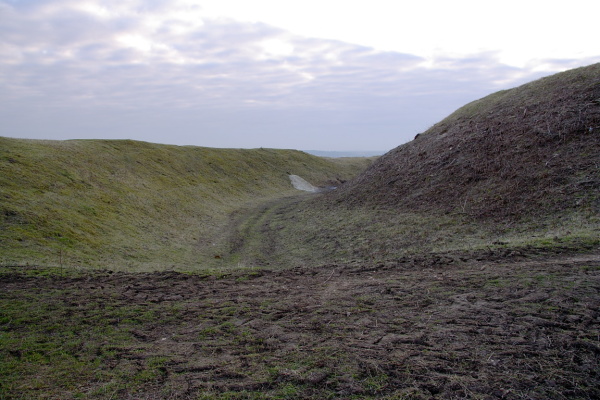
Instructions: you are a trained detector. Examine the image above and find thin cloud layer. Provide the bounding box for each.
[1,0,598,151]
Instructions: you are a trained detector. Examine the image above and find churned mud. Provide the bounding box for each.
[1,251,599,399]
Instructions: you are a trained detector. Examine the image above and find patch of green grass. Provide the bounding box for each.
[485,278,508,288]
[0,281,190,399]
[362,373,389,393]
[132,356,169,384]
[581,265,600,272]
[0,300,110,397]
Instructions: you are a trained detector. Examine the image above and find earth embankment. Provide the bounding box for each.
[329,63,600,220]
[0,137,371,270]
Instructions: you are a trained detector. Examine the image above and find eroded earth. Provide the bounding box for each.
[1,250,600,399]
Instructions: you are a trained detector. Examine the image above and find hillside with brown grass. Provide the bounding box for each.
[329,63,600,220]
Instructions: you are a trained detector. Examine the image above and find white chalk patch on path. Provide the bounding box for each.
[289,175,320,192]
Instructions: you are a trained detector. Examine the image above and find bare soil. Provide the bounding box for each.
[2,250,599,399]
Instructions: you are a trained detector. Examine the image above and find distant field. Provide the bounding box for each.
[303,150,386,158]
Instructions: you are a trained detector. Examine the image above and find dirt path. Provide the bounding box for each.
[223,194,309,266]
[2,250,599,399]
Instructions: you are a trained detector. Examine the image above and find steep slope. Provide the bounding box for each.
[332,63,600,220]
[0,138,370,269]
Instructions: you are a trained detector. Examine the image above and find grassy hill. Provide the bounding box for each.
[0,138,371,270]
[232,63,600,266]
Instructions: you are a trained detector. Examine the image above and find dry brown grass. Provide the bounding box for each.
[330,63,600,221]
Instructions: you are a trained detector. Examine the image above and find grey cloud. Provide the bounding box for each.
[1,0,598,151]
[3,7,127,45]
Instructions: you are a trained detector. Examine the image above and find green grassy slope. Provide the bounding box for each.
[0,137,370,270]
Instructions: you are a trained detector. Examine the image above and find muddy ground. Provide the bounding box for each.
[1,250,600,399]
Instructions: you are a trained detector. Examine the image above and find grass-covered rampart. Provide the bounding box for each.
[0,137,371,270]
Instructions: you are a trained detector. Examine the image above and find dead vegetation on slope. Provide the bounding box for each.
[331,63,600,220]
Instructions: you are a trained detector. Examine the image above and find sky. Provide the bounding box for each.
[1,0,599,152]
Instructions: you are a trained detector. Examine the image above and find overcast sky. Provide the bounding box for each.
[1,0,599,152]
